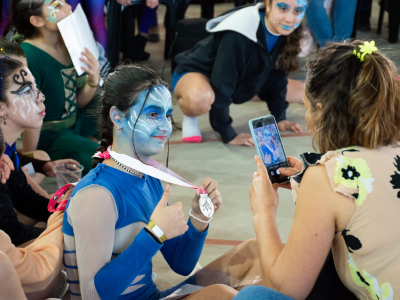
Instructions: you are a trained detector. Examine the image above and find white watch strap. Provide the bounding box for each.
[152,224,164,238]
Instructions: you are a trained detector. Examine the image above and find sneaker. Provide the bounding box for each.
[48,271,69,299]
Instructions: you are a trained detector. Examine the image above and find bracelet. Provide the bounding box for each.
[87,79,99,88]
[144,226,162,244]
[189,209,212,223]
[147,220,167,243]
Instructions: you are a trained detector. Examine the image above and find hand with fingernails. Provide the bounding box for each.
[80,47,100,87]
[191,177,222,230]
[0,155,14,184]
[249,156,303,216]
[150,185,188,240]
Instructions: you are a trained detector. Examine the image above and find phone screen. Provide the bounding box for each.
[251,117,289,184]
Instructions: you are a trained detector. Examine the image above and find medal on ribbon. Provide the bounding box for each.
[93,147,215,218]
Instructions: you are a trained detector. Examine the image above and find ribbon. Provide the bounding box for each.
[93,147,207,194]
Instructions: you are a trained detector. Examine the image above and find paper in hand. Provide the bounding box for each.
[57,4,99,76]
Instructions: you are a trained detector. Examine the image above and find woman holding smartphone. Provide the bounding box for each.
[237,40,400,299]
[173,0,305,145]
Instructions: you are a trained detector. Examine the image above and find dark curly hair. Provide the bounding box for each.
[305,40,400,152]
[267,0,304,72]
[93,63,168,168]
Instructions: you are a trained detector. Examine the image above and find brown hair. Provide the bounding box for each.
[305,40,400,153]
[267,0,304,72]
[11,0,44,40]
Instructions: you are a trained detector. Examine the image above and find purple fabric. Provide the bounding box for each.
[68,0,108,53]
[0,0,11,36]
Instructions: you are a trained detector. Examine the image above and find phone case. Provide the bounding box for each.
[248,115,290,184]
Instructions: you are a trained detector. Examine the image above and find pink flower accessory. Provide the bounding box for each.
[92,150,111,159]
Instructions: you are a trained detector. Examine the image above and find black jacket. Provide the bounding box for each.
[175,4,289,143]
[0,151,51,246]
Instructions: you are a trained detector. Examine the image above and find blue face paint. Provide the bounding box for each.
[282,24,293,30]
[276,2,290,10]
[120,85,173,160]
[295,0,307,29]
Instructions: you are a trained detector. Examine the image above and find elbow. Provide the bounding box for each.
[171,264,195,276]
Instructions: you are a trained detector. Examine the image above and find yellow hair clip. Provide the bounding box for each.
[353,41,378,62]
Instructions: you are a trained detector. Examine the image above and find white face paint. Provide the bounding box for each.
[46,0,66,23]
[121,85,173,160]
[7,68,46,127]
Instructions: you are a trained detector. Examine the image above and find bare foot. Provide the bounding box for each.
[228,133,255,147]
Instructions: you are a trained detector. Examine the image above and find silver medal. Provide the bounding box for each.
[199,193,214,218]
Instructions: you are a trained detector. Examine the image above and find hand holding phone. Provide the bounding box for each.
[249,115,290,184]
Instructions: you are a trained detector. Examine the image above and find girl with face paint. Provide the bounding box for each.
[173,0,306,146]
[11,0,101,175]
[62,65,239,300]
[0,40,79,186]
[0,57,52,245]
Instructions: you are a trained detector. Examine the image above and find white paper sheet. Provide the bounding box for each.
[57,4,99,76]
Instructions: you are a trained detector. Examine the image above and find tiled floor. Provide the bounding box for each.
[52,1,400,298]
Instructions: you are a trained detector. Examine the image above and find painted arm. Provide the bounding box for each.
[249,157,346,300]
[161,218,208,276]
[69,186,162,300]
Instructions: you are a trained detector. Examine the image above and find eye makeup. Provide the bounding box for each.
[276,2,290,10]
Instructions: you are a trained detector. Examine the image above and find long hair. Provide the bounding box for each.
[305,40,400,152]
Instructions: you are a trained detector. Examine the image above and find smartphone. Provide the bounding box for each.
[249,115,290,184]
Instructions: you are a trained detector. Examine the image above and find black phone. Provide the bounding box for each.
[249,115,290,184]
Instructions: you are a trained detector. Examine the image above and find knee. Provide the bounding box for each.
[33,150,51,161]
[179,86,215,116]
[207,284,238,299]
[0,251,13,277]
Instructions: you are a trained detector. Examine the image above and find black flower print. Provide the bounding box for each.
[342,229,362,253]
[342,166,361,181]
[390,155,400,199]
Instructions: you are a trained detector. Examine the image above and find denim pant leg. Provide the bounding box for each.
[233,286,294,300]
[332,0,358,42]
[306,0,333,47]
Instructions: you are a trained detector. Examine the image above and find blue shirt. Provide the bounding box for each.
[5,142,20,170]
[63,164,208,300]
[260,12,280,53]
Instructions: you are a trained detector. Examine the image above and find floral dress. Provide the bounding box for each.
[291,145,400,300]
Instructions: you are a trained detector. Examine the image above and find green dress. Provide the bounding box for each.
[20,42,99,175]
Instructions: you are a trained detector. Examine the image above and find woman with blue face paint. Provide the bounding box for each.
[11,0,101,175]
[61,64,241,300]
[173,0,306,146]
[305,0,358,47]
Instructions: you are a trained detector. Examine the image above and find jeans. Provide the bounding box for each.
[306,0,358,47]
[233,286,294,300]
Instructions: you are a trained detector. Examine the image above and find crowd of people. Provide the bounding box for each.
[0,0,398,299]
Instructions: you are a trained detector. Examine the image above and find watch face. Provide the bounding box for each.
[199,194,214,218]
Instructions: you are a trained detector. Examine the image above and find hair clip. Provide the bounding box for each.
[353,41,378,62]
